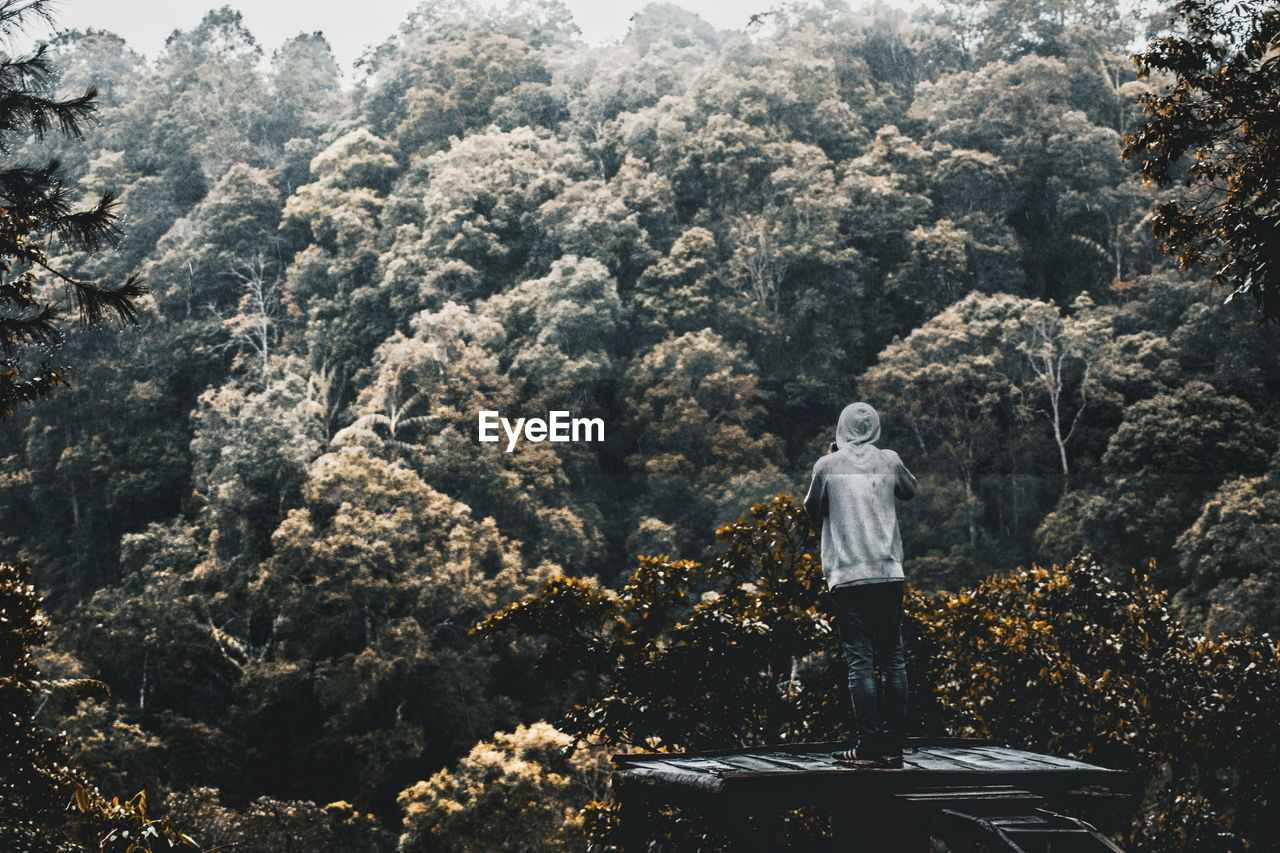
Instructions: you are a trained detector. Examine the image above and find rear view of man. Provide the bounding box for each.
[803,402,917,768]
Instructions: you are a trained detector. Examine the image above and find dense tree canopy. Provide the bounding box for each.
[1123,0,1280,319]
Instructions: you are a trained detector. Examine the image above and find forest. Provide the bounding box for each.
[2,0,1278,849]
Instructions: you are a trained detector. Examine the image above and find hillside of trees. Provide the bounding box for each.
[2,0,1278,849]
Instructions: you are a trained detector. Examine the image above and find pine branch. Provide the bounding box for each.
[0,85,99,144]
[0,167,123,248]
[0,160,61,207]
[0,0,131,413]
[0,162,76,227]
[0,42,54,91]
[67,272,145,326]
[0,300,58,350]
[54,189,121,251]
[0,0,56,37]
[0,43,100,148]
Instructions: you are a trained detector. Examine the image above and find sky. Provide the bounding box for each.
[24,0,916,77]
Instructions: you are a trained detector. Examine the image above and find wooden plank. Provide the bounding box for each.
[898,789,1043,809]
[927,747,1043,774]
[612,736,997,765]
[649,747,1061,776]
[900,749,989,772]
[901,788,1039,799]
[969,745,1112,771]
[615,765,723,793]
[973,745,1077,765]
[902,737,1001,748]
[616,744,1129,800]
[629,755,744,776]
[898,788,1039,801]
[716,754,814,775]
[719,763,990,781]
[923,783,1023,788]
[736,752,830,772]
[964,746,1070,769]
[709,767,1128,811]
[957,746,1110,775]
[652,756,734,772]
[760,750,837,768]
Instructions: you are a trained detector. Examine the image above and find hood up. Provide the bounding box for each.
[835,402,880,451]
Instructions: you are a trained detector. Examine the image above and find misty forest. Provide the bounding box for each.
[2,0,1279,850]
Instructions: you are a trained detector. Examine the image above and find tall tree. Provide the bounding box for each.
[1063,380,1274,577]
[0,0,144,413]
[1124,0,1280,319]
[622,328,787,553]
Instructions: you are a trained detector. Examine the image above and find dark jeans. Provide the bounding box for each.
[831,580,907,757]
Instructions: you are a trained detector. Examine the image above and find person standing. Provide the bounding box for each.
[803,402,917,768]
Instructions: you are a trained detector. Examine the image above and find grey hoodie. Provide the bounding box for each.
[803,402,917,590]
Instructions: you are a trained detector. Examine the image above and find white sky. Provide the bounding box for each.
[30,0,922,76]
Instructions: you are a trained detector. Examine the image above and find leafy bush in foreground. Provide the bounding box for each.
[1,560,195,851]
[478,495,1280,851]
